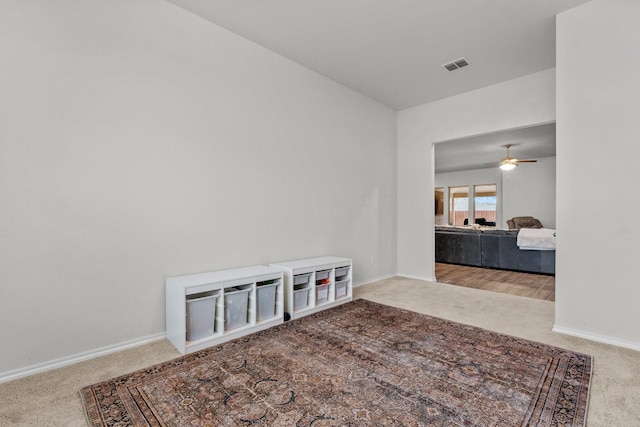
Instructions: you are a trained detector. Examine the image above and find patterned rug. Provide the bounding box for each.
[81,299,591,426]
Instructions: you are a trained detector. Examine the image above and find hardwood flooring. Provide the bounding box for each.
[435,262,555,301]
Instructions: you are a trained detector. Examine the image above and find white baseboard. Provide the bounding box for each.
[396,273,437,282]
[0,332,166,384]
[353,273,437,287]
[353,274,397,287]
[0,273,437,384]
[552,325,640,352]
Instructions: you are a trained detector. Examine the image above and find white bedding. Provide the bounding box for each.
[517,228,556,250]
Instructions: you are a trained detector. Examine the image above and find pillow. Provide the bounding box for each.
[512,216,543,229]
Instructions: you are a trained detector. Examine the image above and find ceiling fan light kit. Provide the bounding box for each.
[496,144,537,171]
[500,162,517,171]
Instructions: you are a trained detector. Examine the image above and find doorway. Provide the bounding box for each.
[432,122,556,300]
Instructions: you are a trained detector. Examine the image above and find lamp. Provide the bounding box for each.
[500,163,516,171]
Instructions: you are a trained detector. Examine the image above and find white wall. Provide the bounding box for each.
[555,0,640,348]
[0,0,397,376]
[502,156,556,229]
[397,69,556,280]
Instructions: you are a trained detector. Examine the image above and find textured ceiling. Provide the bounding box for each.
[165,0,590,110]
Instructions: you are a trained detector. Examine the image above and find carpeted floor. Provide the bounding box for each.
[81,299,591,426]
[2,278,640,426]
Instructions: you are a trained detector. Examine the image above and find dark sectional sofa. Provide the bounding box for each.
[435,227,555,275]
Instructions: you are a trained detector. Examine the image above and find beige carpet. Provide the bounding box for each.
[1,277,639,426]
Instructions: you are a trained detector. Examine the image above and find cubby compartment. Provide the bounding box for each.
[316,283,330,304]
[224,286,251,331]
[293,285,310,311]
[335,279,349,299]
[315,269,331,282]
[256,279,279,322]
[335,266,350,281]
[186,291,219,341]
[294,273,311,286]
[315,269,331,304]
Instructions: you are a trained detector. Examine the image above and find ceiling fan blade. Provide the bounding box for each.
[515,159,537,163]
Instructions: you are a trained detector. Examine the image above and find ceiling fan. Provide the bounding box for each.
[489,144,538,171]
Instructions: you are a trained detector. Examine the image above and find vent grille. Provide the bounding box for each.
[443,57,470,72]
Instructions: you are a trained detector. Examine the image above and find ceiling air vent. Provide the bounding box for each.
[443,57,470,72]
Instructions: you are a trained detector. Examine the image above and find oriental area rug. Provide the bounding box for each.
[81,299,591,426]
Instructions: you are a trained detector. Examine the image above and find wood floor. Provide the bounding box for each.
[435,262,555,301]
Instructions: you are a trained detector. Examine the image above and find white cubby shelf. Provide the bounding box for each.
[269,256,353,321]
[166,265,284,354]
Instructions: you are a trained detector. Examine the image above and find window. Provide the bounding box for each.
[449,186,468,226]
[474,184,497,225]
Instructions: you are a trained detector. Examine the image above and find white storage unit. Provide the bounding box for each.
[166,265,284,354]
[269,256,352,320]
